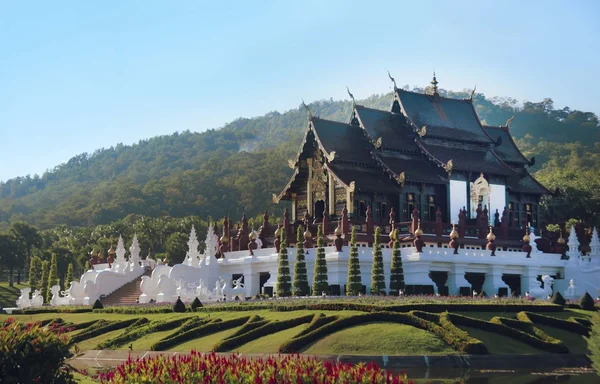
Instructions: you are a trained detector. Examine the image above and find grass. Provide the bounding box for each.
[303,322,456,356]
[169,325,244,352]
[0,282,28,308]
[456,325,545,354]
[236,324,308,354]
[536,324,589,354]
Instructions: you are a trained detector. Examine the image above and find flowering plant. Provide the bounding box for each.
[97,351,412,384]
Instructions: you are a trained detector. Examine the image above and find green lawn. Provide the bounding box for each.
[456,325,545,354]
[0,282,28,308]
[170,325,244,352]
[303,322,456,356]
[536,324,590,354]
[236,324,308,354]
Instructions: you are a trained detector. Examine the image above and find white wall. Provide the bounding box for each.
[449,180,467,223]
[489,184,506,224]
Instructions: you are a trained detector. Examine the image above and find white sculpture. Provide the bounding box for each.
[68,281,85,305]
[222,274,245,301]
[50,285,70,306]
[83,280,98,305]
[156,275,177,303]
[564,279,579,300]
[129,234,141,269]
[113,236,128,273]
[529,226,541,253]
[529,275,554,299]
[16,287,32,309]
[31,289,44,307]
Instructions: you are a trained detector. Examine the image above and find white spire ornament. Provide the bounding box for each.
[187,225,201,266]
[130,234,141,266]
[590,227,600,259]
[567,225,580,262]
[204,222,218,259]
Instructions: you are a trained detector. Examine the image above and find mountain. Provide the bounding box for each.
[0,88,598,230]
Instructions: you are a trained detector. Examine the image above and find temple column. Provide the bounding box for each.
[483,265,510,296]
[291,193,297,221]
[243,267,260,297]
[328,172,335,216]
[521,266,539,295]
[307,159,313,216]
[447,263,471,296]
[346,190,354,216]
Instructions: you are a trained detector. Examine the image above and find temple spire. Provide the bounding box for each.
[301,99,313,120]
[346,86,356,108]
[387,70,398,91]
[430,71,439,96]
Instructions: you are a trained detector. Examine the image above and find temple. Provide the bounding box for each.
[273,74,550,249]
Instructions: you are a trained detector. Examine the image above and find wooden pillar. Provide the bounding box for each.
[291,193,297,221]
[342,206,349,245]
[328,172,335,216]
[366,205,373,245]
[307,159,313,216]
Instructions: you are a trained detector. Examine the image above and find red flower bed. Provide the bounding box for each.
[97,351,412,384]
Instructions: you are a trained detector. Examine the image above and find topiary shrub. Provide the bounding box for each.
[550,291,566,306]
[191,297,203,311]
[92,299,104,310]
[173,298,187,313]
[580,292,596,311]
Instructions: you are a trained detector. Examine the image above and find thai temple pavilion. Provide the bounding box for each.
[273,74,550,247]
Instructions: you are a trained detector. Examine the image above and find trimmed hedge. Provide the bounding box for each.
[120,318,150,336]
[92,299,104,309]
[11,307,93,315]
[278,311,487,355]
[550,292,566,306]
[438,313,488,354]
[68,319,100,332]
[221,315,267,341]
[173,298,187,313]
[191,297,203,311]
[150,316,250,351]
[517,311,590,335]
[580,293,596,311]
[447,313,568,353]
[212,314,314,352]
[410,310,441,323]
[94,306,173,314]
[69,318,141,344]
[490,316,567,353]
[571,317,592,328]
[292,314,338,339]
[40,318,64,327]
[97,318,190,349]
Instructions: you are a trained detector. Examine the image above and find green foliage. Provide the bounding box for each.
[516,311,589,335]
[0,318,75,384]
[173,298,187,313]
[579,292,596,311]
[190,297,203,311]
[292,225,309,296]
[389,229,404,295]
[166,232,189,266]
[312,225,329,296]
[92,299,104,310]
[276,228,291,297]
[370,226,385,295]
[28,256,42,291]
[588,313,600,374]
[47,253,59,301]
[40,260,50,303]
[69,318,140,344]
[346,226,362,296]
[550,291,566,306]
[65,263,74,287]
[96,318,187,350]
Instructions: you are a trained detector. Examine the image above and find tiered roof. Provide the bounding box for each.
[276,76,549,201]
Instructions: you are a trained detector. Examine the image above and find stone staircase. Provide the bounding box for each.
[100,268,152,306]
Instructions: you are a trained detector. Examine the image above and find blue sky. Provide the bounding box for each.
[1,0,598,182]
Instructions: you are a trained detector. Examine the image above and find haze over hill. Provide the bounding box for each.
[0,87,598,230]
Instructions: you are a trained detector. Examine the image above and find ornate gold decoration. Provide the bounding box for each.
[375,137,382,149]
[348,181,356,193]
[304,228,312,239]
[335,223,343,236]
[335,190,346,203]
[395,172,406,187]
[506,116,515,127]
[450,224,459,239]
[443,159,453,175]
[326,151,336,162]
[274,226,281,237]
[288,159,295,169]
[417,126,427,138]
[557,231,566,245]
[297,199,308,209]
[220,235,229,244]
[272,193,281,204]
[487,226,496,241]
[387,70,397,91]
[415,221,424,237]
[249,231,257,241]
[523,230,530,243]
[314,191,326,201]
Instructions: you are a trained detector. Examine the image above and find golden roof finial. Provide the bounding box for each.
[450,224,459,239]
[430,71,439,95]
[487,226,496,241]
[415,220,424,237]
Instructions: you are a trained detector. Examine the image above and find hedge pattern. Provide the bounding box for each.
[516,311,590,335]
[212,314,314,352]
[221,315,267,341]
[292,313,338,339]
[96,318,190,349]
[438,313,488,354]
[446,313,568,353]
[489,316,567,353]
[277,311,487,355]
[410,311,441,323]
[69,318,141,344]
[150,316,250,351]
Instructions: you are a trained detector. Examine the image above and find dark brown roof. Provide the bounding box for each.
[310,117,373,164]
[372,152,448,184]
[418,141,515,176]
[484,125,530,165]
[353,105,416,152]
[327,163,400,194]
[396,89,493,144]
[507,169,550,195]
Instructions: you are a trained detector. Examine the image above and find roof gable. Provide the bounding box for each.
[484,125,530,165]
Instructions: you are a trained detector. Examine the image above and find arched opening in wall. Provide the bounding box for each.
[429,271,448,295]
[259,272,271,296]
[314,200,325,220]
[502,274,521,296]
[464,272,485,295]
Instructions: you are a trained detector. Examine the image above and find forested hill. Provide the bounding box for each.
[1,87,599,230]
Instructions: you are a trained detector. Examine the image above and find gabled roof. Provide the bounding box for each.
[484,125,530,165]
[372,152,448,184]
[310,117,373,164]
[416,140,516,176]
[353,105,416,152]
[507,169,551,195]
[396,89,494,144]
[327,163,400,194]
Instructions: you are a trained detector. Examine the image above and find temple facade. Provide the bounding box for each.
[273,75,549,248]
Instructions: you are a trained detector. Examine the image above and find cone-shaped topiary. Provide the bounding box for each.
[346,226,362,296]
[40,260,50,304]
[47,253,59,302]
[28,256,42,292]
[312,225,329,296]
[65,263,74,288]
[276,228,292,297]
[293,225,310,296]
[389,229,405,295]
[550,291,566,306]
[370,226,386,295]
[580,292,596,311]
[191,297,203,311]
[173,297,187,313]
[92,299,104,309]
